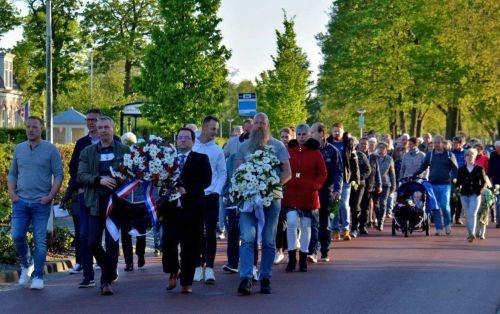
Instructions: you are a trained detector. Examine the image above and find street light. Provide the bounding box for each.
[357,108,366,138]
[45,0,53,143]
[227,118,234,137]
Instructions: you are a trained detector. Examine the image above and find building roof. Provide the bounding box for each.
[53,107,86,125]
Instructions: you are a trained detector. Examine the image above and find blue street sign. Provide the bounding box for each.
[238,93,257,117]
[358,115,365,128]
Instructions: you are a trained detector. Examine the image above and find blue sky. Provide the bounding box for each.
[0,0,333,83]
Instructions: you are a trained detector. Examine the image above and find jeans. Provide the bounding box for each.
[72,214,81,265]
[330,183,350,231]
[375,187,390,227]
[308,209,320,255]
[286,209,314,253]
[350,184,365,232]
[431,184,452,231]
[239,199,280,280]
[153,220,162,251]
[386,191,395,216]
[11,199,51,279]
[460,195,481,236]
[218,196,226,232]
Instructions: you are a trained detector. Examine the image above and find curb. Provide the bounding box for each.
[0,258,76,284]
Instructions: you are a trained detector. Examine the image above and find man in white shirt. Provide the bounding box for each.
[192,115,227,283]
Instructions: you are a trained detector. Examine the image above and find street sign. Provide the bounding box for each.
[122,103,142,116]
[238,93,257,117]
[358,115,365,128]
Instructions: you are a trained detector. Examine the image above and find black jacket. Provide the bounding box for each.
[326,132,360,184]
[457,165,488,196]
[488,152,500,185]
[176,151,212,213]
[366,154,382,192]
[356,151,371,187]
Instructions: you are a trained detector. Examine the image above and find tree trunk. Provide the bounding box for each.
[399,110,406,135]
[457,108,463,133]
[446,105,459,139]
[409,108,417,136]
[124,59,133,97]
[389,109,397,138]
[416,118,423,137]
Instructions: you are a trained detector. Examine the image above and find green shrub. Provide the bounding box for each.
[0,128,26,144]
[48,226,74,254]
[0,230,17,264]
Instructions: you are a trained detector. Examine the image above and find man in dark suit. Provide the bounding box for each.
[161,127,212,294]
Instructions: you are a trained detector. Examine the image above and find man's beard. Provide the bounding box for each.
[248,128,270,153]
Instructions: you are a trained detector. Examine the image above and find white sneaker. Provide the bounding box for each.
[69,263,82,274]
[274,252,285,264]
[204,267,215,284]
[252,266,259,281]
[19,264,34,285]
[193,267,204,282]
[30,278,44,290]
[307,255,318,263]
[445,225,452,235]
[320,256,330,262]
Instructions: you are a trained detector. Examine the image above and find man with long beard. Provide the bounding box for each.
[234,112,291,295]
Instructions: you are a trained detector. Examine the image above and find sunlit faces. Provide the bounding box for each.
[331,126,344,141]
[26,118,43,142]
[202,120,219,141]
[85,112,100,133]
[97,119,114,143]
[177,130,194,152]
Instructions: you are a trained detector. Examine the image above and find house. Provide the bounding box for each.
[0,52,23,128]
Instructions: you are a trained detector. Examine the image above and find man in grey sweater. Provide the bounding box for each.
[8,116,64,290]
[400,137,427,180]
[414,135,458,235]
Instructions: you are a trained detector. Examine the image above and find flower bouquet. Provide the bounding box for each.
[106,135,181,241]
[229,146,282,207]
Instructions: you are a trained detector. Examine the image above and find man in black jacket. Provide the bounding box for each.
[62,109,101,277]
[327,122,360,240]
[350,145,371,238]
[161,128,212,294]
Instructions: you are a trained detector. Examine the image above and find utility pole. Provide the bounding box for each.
[45,0,53,143]
[90,47,94,107]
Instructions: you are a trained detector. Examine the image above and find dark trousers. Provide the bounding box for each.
[162,206,202,286]
[72,214,81,265]
[451,196,462,222]
[318,203,332,257]
[120,229,145,267]
[79,194,119,285]
[308,210,320,255]
[350,184,365,232]
[225,206,259,269]
[359,188,372,229]
[196,193,219,268]
[276,207,287,251]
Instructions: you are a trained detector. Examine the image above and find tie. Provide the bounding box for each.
[178,154,186,170]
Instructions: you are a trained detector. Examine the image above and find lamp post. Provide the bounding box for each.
[357,108,366,139]
[45,0,53,143]
[227,118,234,137]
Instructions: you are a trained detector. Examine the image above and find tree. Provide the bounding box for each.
[0,0,21,38]
[138,0,230,132]
[82,0,160,97]
[12,0,86,115]
[255,13,311,135]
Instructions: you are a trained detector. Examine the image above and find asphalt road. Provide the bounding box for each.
[1,223,499,314]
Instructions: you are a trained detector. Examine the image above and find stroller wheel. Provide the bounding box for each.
[404,221,409,237]
[391,218,396,236]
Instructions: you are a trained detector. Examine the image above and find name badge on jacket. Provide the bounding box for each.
[100,153,115,161]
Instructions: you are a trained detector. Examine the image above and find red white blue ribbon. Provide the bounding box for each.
[143,181,158,224]
[106,180,141,241]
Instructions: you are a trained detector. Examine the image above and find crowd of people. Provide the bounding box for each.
[7,110,500,297]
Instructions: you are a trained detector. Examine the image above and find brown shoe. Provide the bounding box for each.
[343,230,352,241]
[181,285,192,294]
[167,272,178,291]
[101,283,114,296]
[332,231,340,241]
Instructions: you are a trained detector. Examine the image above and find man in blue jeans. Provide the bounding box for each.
[234,113,291,295]
[326,122,360,241]
[414,135,458,235]
[8,116,64,290]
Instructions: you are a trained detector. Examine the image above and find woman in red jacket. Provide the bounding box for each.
[283,124,327,272]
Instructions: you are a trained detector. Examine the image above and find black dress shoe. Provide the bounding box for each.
[101,283,114,296]
[124,265,133,272]
[260,278,271,294]
[237,278,252,295]
[138,256,145,268]
[166,273,178,291]
[359,227,368,235]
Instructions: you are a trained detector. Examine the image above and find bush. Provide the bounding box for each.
[48,226,74,254]
[0,230,17,264]
[0,128,26,144]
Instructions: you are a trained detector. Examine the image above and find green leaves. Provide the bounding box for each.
[139,0,230,132]
[0,0,21,37]
[256,13,311,135]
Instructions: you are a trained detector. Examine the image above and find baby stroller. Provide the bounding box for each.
[392,178,431,237]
